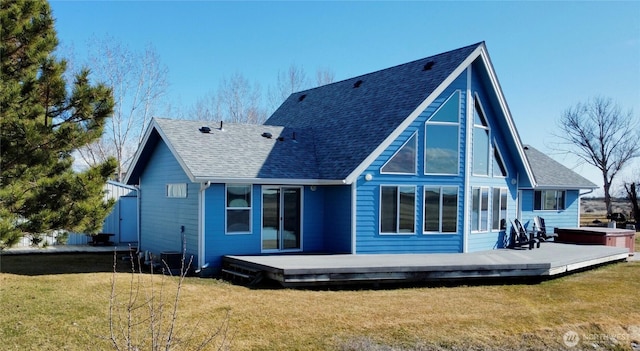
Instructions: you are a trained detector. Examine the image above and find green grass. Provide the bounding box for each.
[1,253,639,351]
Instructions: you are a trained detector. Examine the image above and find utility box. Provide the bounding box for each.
[160,251,183,274]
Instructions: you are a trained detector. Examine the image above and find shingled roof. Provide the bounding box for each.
[265,42,484,180]
[127,118,323,183]
[523,145,597,189]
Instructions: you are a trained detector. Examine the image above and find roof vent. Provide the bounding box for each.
[199,126,211,133]
[261,132,272,139]
[353,80,363,88]
[298,94,307,102]
[422,61,435,71]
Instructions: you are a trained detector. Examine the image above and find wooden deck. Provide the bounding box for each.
[223,243,630,287]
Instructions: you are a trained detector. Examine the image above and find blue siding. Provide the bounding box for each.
[353,64,530,254]
[520,189,580,233]
[202,184,351,270]
[354,72,468,254]
[301,186,325,252]
[466,65,520,252]
[203,184,261,269]
[139,140,199,262]
[323,185,352,253]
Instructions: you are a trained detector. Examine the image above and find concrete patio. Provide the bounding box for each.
[223,243,632,287]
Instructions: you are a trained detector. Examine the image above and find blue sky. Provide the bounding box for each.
[50,1,639,194]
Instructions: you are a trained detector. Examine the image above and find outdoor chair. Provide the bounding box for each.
[533,216,558,242]
[509,219,538,250]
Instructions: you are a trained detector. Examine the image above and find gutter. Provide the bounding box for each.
[579,189,595,197]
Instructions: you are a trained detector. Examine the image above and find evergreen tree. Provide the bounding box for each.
[0,0,117,248]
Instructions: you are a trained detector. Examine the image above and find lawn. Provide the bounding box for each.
[1,252,639,351]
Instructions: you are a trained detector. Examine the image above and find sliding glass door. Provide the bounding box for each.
[262,187,301,251]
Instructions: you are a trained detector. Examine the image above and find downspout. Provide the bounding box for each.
[462,67,473,253]
[351,181,357,254]
[135,179,141,252]
[578,188,595,227]
[198,181,212,270]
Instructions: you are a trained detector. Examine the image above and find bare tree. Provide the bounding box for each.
[190,91,222,122]
[108,246,231,351]
[191,73,267,124]
[315,66,335,86]
[76,36,168,181]
[218,73,267,124]
[556,96,640,215]
[267,63,310,113]
[623,171,639,227]
[192,64,334,123]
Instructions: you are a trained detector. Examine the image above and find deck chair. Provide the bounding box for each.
[509,219,538,250]
[533,216,558,241]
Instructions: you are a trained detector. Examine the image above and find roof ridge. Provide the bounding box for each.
[289,42,485,96]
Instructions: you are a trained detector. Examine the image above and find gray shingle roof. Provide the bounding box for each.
[523,145,598,189]
[151,118,321,181]
[265,42,483,179]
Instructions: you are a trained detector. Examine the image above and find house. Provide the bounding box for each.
[520,145,596,232]
[101,180,139,244]
[124,42,596,273]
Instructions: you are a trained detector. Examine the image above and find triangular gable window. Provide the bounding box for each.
[429,91,460,123]
[474,102,488,127]
[493,145,507,177]
[425,91,460,175]
[381,133,417,174]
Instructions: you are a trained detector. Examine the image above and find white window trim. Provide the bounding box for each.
[260,185,304,253]
[471,94,491,177]
[424,90,461,176]
[491,187,508,231]
[492,143,508,178]
[380,131,418,175]
[379,185,416,235]
[166,183,187,198]
[471,186,490,233]
[225,184,252,235]
[423,185,459,234]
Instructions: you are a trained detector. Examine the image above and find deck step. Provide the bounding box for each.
[221,268,251,280]
[221,262,264,286]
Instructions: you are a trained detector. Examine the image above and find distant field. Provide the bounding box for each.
[580,197,634,226]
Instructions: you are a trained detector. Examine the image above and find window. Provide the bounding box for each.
[425,91,460,175]
[534,190,566,211]
[493,145,507,177]
[471,187,489,232]
[424,186,458,233]
[226,185,252,233]
[492,188,508,231]
[381,133,417,174]
[380,186,415,234]
[472,98,490,176]
[166,183,187,198]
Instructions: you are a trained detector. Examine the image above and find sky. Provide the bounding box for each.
[49,1,640,195]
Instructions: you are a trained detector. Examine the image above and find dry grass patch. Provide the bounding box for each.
[1,253,639,351]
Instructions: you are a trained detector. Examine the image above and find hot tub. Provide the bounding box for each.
[554,227,635,254]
